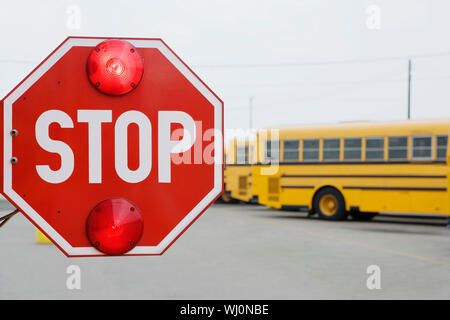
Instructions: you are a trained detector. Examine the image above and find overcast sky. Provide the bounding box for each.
[1,0,450,139]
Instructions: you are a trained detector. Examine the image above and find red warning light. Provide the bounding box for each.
[86,39,144,96]
[86,198,144,255]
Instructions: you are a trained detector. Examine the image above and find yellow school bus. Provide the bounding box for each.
[254,119,450,220]
[223,138,259,203]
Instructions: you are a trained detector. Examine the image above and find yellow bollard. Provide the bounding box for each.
[36,228,52,244]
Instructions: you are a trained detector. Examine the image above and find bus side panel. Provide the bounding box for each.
[359,190,411,213]
[410,191,448,214]
[226,165,254,202]
[279,188,315,210]
[340,189,362,211]
[254,165,282,209]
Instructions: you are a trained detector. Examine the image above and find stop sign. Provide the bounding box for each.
[0,37,223,256]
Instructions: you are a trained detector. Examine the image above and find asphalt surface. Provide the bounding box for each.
[1,200,450,299]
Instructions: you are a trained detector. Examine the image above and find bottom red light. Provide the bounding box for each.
[86,198,144,255]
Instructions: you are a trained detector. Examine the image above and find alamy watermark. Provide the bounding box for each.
[366,265,381,290]
[366,4,381,30]
[66,5,81,30]
[66,265,81,290]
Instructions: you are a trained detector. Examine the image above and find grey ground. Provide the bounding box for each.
[0,200,449,299]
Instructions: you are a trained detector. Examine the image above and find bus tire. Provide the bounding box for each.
[314,188,347,221]
[220,190,238,204]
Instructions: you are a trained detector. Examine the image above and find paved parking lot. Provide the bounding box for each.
[0,201,449,299]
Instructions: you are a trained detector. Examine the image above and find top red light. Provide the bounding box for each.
[86,40,144,96]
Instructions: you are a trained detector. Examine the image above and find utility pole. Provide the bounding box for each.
[407,59,412,120]
[249,96,254,129]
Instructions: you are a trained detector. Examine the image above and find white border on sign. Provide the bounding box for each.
[3,37,223,256]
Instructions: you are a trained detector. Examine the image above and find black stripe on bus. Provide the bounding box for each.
[342,186,447,192]
[280,185,315,189]
[281,174,446,179]
[226,164,253,167]
[226,160,446,167]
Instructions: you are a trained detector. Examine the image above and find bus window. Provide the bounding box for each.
[412,136,432,160]
[323,138,340,161]
[225,152,231,164]
[249,145,254,164]
[388,136,408,160]
[303,139,319,161]
[344,138,362,160]
[283,139,299,161]
[365,137,384,160]
[265,140,279,162]
[437,135,448,160]
[236,145,249,164]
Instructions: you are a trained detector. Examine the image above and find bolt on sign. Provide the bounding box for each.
[0,37,223,256]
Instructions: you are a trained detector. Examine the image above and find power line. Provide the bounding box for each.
[219,73,450,92]
[216,75,405,88]
[194,51,450,69]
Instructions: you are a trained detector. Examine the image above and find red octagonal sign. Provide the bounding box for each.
[0,37,223,256]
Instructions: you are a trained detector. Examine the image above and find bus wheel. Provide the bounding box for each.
[314,188,347,221]
[220,190,238,204]
[220,194,231,203]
